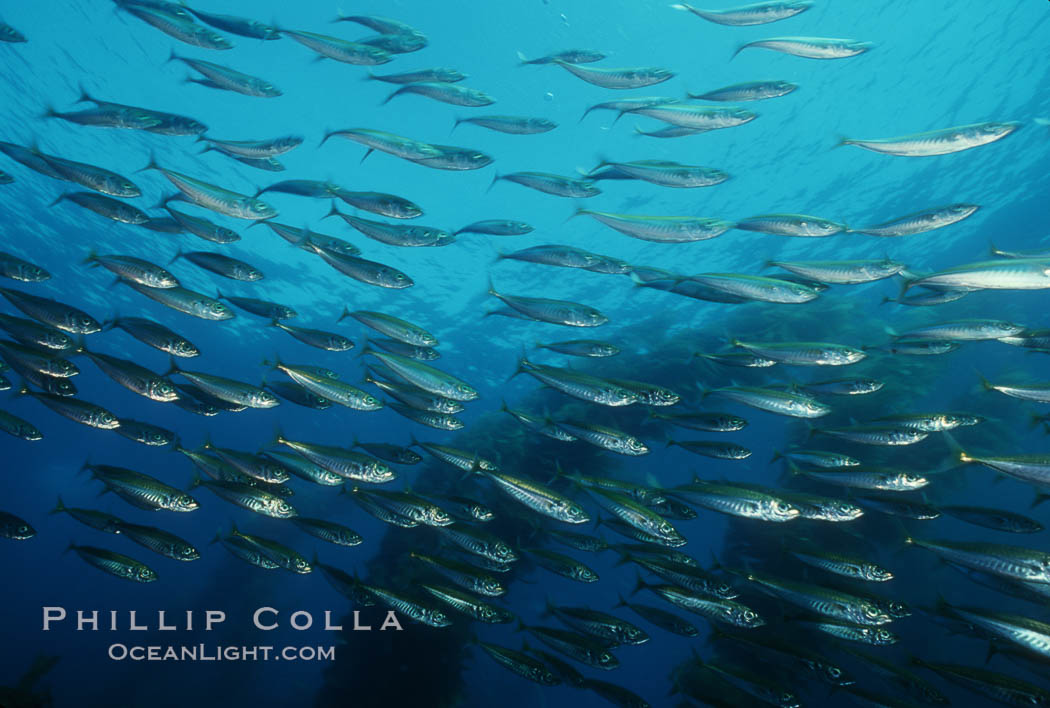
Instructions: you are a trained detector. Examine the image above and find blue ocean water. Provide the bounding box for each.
[1,1,1049,706]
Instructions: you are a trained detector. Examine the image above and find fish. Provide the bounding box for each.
[272,431,393,483]
[672,2,813,26]
[363,348,477,401]
[536,340,620,357]
[799,621,897,645]
[330,188,423,220]
[675,273,820,303]
[35,150,141,197]
[367,68,466,84]
[553,60,674,89]
[575,209,733,243]
[787,546,893,582]
[893,319,1024,341]
[0,409,43,441]
[667,439,751,460]
[472,466,589,525]
[622,104,757,131]
[633,578,765,628]
[585,159,729,188]
[670,481,800,522]
[142,156,277,220]
[734,36,874,60]
[20,387,119,429]
[118,2,232,50]
[179,6,280,40]
[703,385,831,417]
[68,87,207,135]
[849,203,980,236]
[940,505,1043,534]
[84,252,178,288]
[905,537,1050,583]
[50,192,148,224]
[384,82,494,107]
[422,584,514,624]
[81,347,178,402]
[0,21,26,43]
[163,205,240,243]
[688,80,798,102]
[112,419,175,447]
[613,596,699,637]
[491,171,600,198]
[840,122,1022,156]
[901,258,1050,291]
[115,521,199,561]
[517,49,606,65]
[104,316,200,357]
[66,544,157,583]
[50,497,121,533]
[279,28,391,65]
[190,474,297,519]
[455,219,533,236]
[306,241,413,289]
[731,339,866,366]
[742,570,892,625]
[199,135,302,159]
[737,213,847,237]
[216,292,294,320]
[453,115,556,135]
[269,321,353,351]
[650,410,748,432]
[911,657,1050,706]
[168,51,281,97]
[166,359,277,408]
[488,280,607,327]
[514,358,638,406]
[86,463,198,512]
[0,511,34,539]
[0,252,49,283]
[326,207,449,247]
[477,641,560,685]
[768,259,904,284]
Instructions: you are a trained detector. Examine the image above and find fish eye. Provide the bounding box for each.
[743,610,756,621]
[828,667,841,678]
[18,525,29,534]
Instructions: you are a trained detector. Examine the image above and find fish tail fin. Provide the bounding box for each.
[486,275,498,298]
[162,355,181,379]
[770,450,783,463]
[730,43,748,61]
[136,150,160,174]
[834,135,854,149]
[188,470,201,490]
[324,201,341,220]
[515,51,532,65]
[165,48,180,65]
[942,431,973,464]
[167,248,184,266]
[336,306,352,323]
[80,250,99,267]
[450,117,463,134]
[486,172,501,193]
[76,83,95,104]
[47,192,71,208]
[50,496,66,515]
[630,571,648,597]
[380,89,398,106]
